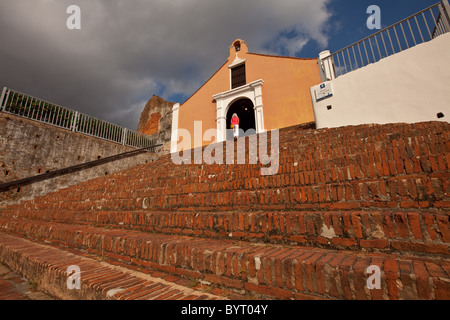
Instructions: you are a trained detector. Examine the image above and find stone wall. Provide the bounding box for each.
[137,95,174,152]
[0,112,159,206]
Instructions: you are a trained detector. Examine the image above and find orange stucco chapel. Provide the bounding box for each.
[171,39,322,151]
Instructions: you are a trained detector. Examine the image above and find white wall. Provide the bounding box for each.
[311,33,450,129]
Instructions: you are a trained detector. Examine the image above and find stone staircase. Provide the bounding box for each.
[0,121,449,300]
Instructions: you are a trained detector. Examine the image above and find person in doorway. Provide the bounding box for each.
[231,113,240,141]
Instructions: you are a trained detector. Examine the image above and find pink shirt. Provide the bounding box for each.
[231,117,239,126]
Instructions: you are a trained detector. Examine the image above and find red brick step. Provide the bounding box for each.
[0,232,222,300]
[0,220,448,300]
[1,209,448,258]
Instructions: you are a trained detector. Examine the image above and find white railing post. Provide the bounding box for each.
[122,128,127,145]
[0,87,7,111]
[71,111,79,132]
[170,103,180,153]
[440,0,450,31]
[319,50,336,81]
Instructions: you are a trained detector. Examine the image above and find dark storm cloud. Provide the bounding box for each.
[0,0,331,129]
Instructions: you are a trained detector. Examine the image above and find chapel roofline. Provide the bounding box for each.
[180,40,317,107]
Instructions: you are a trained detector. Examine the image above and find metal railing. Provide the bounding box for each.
[327,1,450,78]
[0,87,155,149]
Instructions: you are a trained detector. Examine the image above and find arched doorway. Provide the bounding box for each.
[226,98,256,140]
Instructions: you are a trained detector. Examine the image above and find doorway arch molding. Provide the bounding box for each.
[212,79,264,143]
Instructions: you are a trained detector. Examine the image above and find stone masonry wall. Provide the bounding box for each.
[0,112,159,206]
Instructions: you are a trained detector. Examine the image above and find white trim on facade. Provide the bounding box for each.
[170,103,180,153]
[212,79,265,143]
[228,56,246,69]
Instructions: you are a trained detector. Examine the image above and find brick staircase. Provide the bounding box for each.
[0,121,449,300]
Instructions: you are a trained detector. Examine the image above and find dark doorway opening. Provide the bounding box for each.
[226,98,256,140]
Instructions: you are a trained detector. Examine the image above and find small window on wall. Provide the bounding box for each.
[231,63,246,89]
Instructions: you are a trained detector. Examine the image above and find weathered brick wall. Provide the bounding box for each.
[2,121,449,253]
[0,112,159,206]
[0,120,448,300]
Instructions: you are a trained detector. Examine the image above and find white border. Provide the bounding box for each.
[212,79,265,143]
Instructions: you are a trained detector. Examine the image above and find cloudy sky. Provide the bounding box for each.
[0,0,439,130]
